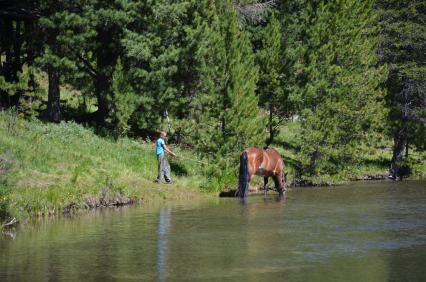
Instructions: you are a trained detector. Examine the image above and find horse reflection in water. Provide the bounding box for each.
[236,147,287,199]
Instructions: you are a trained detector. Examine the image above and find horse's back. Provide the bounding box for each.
[242,147,262,175]
[264,147,284,173]
[243,147,282,163]
[244,147,263,156]
[242,147,283,176]
[264,148,282,161]
[244,147,264,164]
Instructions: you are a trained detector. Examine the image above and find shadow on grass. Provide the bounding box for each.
[170,161,188,176]
[272,139,299,151]
[282,155,299,169]
[359,157,390,169]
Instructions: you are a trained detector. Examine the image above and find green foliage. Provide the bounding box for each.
[255,12,287,143]
[0,111,204,220]
[0,159,12,220]
[192,1,265,191]
[38,0,130,124]
[36,0,77,72]
[110,59,138,137]
[122,0,204,130]
[376,0,426,173]
[0,67,45,119]
[1,0,425,197]
[0,72,29,99]
[283,0,387,176]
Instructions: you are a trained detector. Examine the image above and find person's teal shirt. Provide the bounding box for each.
[156,138,165,155]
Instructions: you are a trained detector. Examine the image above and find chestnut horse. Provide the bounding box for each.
[236,147,286,198]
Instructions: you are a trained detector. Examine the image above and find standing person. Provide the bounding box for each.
[155,131,176,183]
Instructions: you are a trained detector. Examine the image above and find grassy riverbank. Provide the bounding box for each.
[275,122,426,185]
[1,111,425,223]
[0,111,206,222]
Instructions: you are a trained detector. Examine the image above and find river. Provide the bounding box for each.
[1,181,425,281]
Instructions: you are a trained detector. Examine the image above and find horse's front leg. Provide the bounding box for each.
[263,177,268,198]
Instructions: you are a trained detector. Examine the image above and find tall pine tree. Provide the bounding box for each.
[39,0,130,125]
[192,0,265,189]
[285,0,386,176]
[376,0,426,179]
[0,0,39,109]
[36,0,78,122]
[122,0,204,133]
[255,12,286,145]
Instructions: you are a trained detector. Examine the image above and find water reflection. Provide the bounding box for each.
[157,207,171,282]
[0,181,425,281]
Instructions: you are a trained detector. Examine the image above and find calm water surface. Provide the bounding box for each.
[1,181,426,281]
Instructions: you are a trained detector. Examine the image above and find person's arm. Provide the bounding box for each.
[163,144,176,157]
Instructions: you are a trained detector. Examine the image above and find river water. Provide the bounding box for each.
[1,181,425,281]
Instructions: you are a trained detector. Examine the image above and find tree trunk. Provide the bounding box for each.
[95,73,110,125]
[94,27,119,125]
[47,66,61,123]
[389,128,408,180]
[0,19,25,108]
[0,19,14,107]
[9,20,23,107]
[0,19,9,107]
[268,103,274,146]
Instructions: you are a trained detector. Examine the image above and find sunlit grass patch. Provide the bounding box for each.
[0,111,205,221]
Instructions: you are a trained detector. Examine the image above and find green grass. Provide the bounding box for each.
[1,110,425,223]
[0,110,206,222]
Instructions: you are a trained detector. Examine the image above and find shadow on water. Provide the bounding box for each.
[236,193,286,206]
[219,190,287,202]
[219,190,237,197]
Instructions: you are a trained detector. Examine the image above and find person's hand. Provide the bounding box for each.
[171,152,176,157]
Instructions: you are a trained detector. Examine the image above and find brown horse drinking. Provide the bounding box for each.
[236,147,286,198]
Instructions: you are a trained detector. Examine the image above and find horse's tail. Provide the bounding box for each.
[236,151,249,198]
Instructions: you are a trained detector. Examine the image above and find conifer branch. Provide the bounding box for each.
[234,0,276,24]
[67,46,98,78]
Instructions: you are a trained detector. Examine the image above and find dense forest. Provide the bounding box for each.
[0,0,425,191]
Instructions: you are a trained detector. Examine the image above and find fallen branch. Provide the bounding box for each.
[3,217,18,228]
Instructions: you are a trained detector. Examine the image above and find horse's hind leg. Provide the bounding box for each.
[263,177,268,198]
[273,176,283,196]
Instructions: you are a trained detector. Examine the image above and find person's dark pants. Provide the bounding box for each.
[157,153,171,183]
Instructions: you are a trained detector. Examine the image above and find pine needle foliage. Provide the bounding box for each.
[255,12,286,144]
[285,0,387,176]
[376,0,426,178]
[192,0,265,190]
